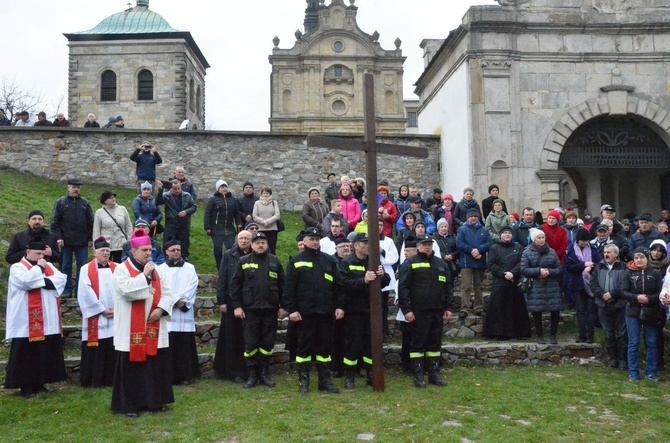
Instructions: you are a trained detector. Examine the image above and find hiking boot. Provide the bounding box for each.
[344,369,355,390]
[317,365,339,394]
[298,364,310,394]
[412,360,426,388]
[427,358,446,387]
[258,365,275,388]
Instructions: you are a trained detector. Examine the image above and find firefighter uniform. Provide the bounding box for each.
[230,235,284,388]
[284,227,343,393]
[398,235,454,387]
[339,241,390,389]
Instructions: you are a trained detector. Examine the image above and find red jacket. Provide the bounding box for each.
[541,223,568,264]
[378,198,399,237]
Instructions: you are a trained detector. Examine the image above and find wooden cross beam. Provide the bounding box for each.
[306,73,428,392]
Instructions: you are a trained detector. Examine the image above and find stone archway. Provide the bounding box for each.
[538,91,670,214]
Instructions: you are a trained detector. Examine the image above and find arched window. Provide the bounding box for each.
[189,78,195,112]
[137,69,154,101]
[100,70,117,102]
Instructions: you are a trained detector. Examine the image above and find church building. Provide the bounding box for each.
[64,0,209,130]
[269,0,407,134]
[416,0,670,216]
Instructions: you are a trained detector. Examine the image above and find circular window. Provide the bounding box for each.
[331,99,347,116]
[332,40,344,53]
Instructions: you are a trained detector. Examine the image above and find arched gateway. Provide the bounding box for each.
[539,91,670,216]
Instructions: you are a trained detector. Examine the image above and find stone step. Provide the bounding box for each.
[0,341,604,379]
[28,311,579,350]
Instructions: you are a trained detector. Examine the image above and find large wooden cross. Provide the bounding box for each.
[307,73,429,391]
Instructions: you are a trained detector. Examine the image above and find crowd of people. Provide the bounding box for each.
[0,108,126,129]
[6,163,670,415]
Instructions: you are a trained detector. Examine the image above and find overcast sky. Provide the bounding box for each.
[3,0,489,130]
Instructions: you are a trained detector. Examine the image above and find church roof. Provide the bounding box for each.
[63,0,209,69]
[71,1,179,35]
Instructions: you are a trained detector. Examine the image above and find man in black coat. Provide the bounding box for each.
[51,178,94,297]
[6,209,60,264]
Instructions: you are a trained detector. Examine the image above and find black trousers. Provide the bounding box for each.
[242,309,278,361]
[409,310,443,358]
[295,313,334,363]
[343,312,372,367]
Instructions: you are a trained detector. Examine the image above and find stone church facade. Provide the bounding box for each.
[269,0,407,134]
[64,0,209,130]
[416,0,670,216]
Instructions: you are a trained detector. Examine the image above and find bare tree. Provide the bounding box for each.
[0,76,45,119]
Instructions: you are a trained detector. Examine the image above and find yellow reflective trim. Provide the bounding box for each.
[316,355,331,363]
[349,265,366,272]
[244,348,258,358]
[259,348,273,356]
[426,351,441,358]
[409,352,425,359]
[242,263,258,270]
[294,261,313,268]
[343,358,358,366]
[438,275,446,283]
[295,355,312,363]
[362,356,373,365]
[411,263,430,269]
[269,271,278,279]
[324,273,333,282]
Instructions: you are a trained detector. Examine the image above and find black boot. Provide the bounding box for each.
[412,359,426,388]
[533,313,545,344]
[365,368,373,387]
[427,358,447,386]
[344,368,356,390]
[243,364,258,389]
[298,363,310,394]
[607,347,618,369]
[317,364,340,393]
[258,364,276,388]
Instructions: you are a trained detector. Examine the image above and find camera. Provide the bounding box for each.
[143,144,154,149]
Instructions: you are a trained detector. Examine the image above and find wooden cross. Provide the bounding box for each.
[307,73,428,391]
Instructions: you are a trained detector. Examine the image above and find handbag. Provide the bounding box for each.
[273,200,285,232]
[640,305,665,326]
[518,277,533,293]
[151,223,164,236]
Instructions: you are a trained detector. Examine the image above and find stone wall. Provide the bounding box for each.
[0,128,441,210]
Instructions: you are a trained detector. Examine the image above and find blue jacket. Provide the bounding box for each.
[130,148,163,181]
[456,221,492,269]
[396,209,436,234]
[132,194,162,225]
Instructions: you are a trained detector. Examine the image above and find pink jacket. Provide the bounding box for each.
[339,186,361,231]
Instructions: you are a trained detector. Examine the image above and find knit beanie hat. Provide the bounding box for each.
[436,218,449,229]
[529,228,544,242]
[547,210,562,220]
[575,228,590,242]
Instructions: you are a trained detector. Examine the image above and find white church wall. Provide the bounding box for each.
[417,63,471,197]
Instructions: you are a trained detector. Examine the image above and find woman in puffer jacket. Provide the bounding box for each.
[521,228,563,344]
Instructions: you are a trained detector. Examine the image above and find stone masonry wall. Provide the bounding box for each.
[0,128,441,209]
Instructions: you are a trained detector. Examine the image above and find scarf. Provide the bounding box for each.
[21,258,56,342]
[573,243,594,297]
[86,260,117,346]
[124,260,161,362]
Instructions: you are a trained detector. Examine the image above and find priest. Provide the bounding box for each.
[158,238,201,385]
[77,236,117,387]
[4,241,67,398]
[112,229,175,417]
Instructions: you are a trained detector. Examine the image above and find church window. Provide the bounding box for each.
[407,111,417,128]
[333,40,344,53]
[324,64,353,84]
[334,66,343,78]
[100,70,117,102]
[189,78,195,112]
[137,69,154,101]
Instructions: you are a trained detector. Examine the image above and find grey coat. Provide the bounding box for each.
[521,243,563,312]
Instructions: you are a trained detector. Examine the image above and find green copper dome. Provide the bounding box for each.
[72,1,180,35]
